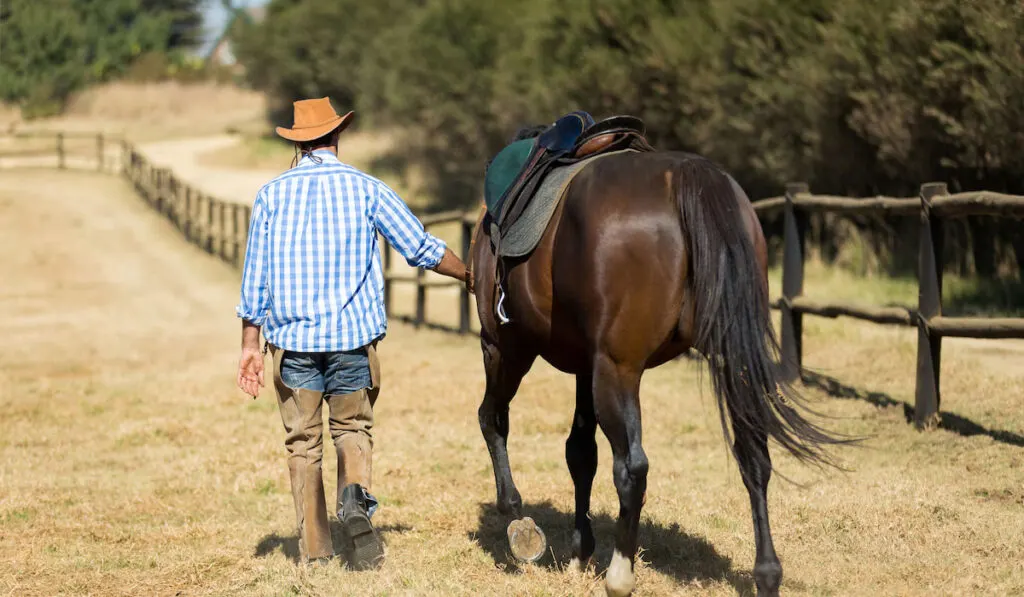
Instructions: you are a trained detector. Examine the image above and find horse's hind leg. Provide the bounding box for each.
[731,407,782,597]
[565,371,598,570]
[592,354,646,597]
[478,339,544,561]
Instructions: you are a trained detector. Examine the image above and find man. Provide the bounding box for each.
[234,97,471,569]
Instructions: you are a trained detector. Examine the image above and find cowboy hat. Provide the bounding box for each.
[275,97,354,143]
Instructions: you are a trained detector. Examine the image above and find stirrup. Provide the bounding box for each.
[496,285,511,324]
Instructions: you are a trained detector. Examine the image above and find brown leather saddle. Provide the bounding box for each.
[493,114,655,237]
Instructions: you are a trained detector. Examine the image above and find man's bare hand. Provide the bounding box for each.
[237,347,265,397]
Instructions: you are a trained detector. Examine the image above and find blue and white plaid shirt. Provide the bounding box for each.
[236,149,446,352]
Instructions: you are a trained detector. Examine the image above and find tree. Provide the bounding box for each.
[0,0,204,115]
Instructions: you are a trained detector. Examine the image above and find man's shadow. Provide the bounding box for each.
[470,501,755,595]
[255,519,411,563]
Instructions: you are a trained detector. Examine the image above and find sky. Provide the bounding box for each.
[198,0,270,56]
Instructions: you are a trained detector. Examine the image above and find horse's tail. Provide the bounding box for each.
[674,157,848,469]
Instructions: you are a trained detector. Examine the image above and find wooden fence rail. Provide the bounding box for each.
[6,131,1022,429]
[757,181,1024,429]
[0,130,118,172]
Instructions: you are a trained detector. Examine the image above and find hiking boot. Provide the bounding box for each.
[338,483,384,570]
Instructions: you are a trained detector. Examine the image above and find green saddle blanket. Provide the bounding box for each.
[484,139,534,217]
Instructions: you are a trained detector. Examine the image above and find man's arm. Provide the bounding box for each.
[236,191,270,397]
[238,319,264,397]
[373,183,470,286]
[433,246,472,292]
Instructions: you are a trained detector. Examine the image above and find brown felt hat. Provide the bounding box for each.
[275,97,354,143]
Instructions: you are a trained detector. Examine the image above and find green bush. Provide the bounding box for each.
[0,0,203,115]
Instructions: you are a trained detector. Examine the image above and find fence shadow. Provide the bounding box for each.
[470,501,755,595]
[944,277,1024,318]
[801,371,1024,448]
[254,520,412,563]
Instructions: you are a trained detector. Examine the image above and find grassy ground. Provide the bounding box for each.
[2,171,1023,597]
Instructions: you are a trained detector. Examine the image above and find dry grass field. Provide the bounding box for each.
[1,170,1023,597]
[2,82,267,141]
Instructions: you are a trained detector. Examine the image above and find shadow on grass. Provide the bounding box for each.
[801,371,1024,447]
[944,277,1024,317]
[470,501,755,595]
[255,519,412,563]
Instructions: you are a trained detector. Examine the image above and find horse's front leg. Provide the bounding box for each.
[478,339,545,561]
[592,354,647,597]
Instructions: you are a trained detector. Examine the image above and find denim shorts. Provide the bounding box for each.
[279,347,372,396]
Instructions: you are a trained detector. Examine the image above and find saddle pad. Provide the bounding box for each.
[484,138,535,217]
[495,150,632,258]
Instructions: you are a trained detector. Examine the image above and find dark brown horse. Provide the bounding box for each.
[471,142,844,596]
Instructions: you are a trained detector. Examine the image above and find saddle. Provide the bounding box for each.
[484,112,654,239]
[481,111,655,324]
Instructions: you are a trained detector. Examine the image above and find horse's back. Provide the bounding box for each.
[548,152,695,366]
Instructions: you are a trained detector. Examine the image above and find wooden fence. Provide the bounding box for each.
[380,209,480,335]
[0,131,480,331]
[0,131,253,270]
[121,144,251,268]
[0,130,119,173]
[753,182,1024,429]
[382,181,1024,429]
[6,131,1022,428]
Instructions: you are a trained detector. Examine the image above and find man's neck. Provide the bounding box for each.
[307,145,338,156]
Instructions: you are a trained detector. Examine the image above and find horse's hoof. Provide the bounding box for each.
[506,516,547,563]
[604,549,636,597]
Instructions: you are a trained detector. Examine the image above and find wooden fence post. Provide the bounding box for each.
[232,204,242,267]
[121,140,131,178]
[165,171,175,219]
[154,169,164,212]
[57,133,65,169]
[206,197,215,254]
[167,175,178,228]
[96,134,104,172]
[194,193,204,248]
[184,187,193,241]
[243,206,252,239]
[415,266,426,329]
[780,182,809,382]
[914,182,947,429]
[459,218,473,334]
[382,237,393,315]
[219,202,228,261]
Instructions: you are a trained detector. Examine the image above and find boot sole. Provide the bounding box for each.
[342,511,384,571]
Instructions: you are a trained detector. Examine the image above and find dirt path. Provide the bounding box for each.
[137,134,280,206]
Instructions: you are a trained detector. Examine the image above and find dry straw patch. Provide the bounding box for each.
[4,82,267,141]
[1,171,1022,596]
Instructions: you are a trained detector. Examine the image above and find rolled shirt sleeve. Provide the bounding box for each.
[235,190,272,325]
[372,182,446,269]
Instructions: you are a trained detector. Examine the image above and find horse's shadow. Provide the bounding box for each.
[470,501,755,595]
[254,519,412,563]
